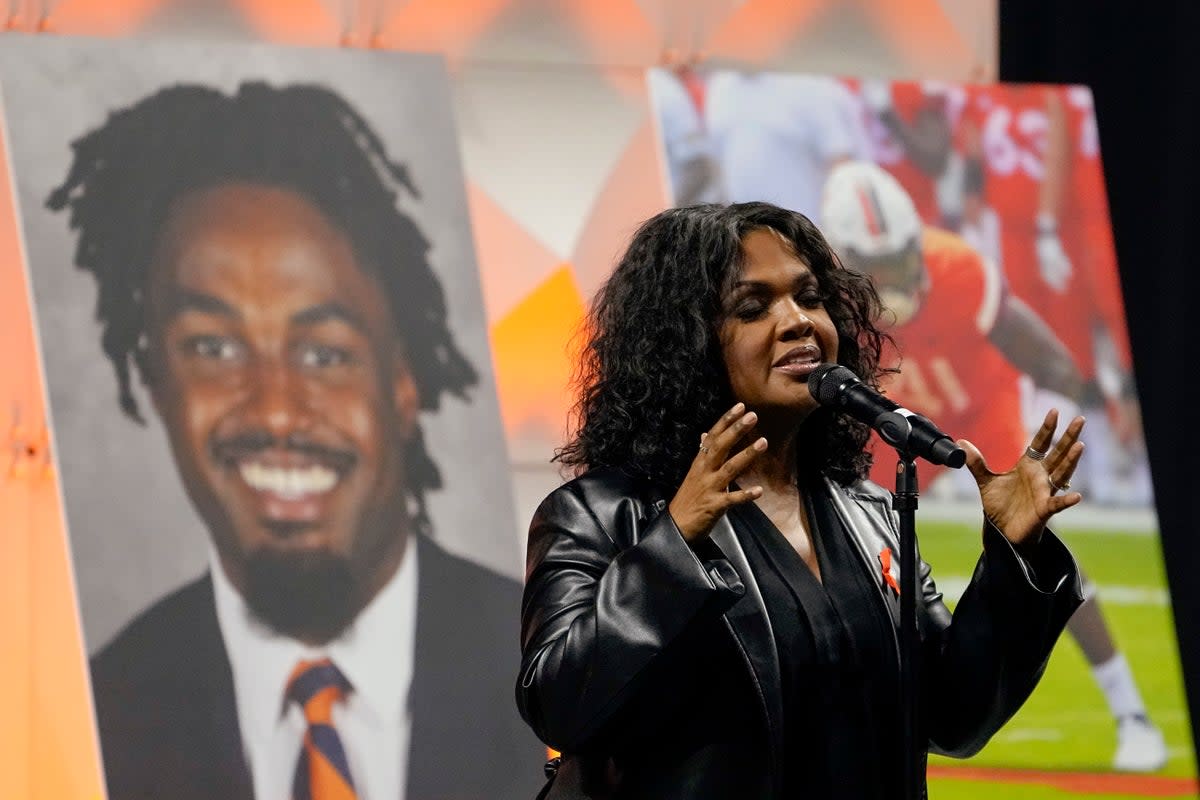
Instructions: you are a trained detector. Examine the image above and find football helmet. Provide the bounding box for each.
[821,160,926,324]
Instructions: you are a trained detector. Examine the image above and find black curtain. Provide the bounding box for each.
[1001,0,1200,767]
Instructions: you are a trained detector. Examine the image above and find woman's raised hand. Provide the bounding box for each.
[668,403,767,542]
[959,409,1086,546]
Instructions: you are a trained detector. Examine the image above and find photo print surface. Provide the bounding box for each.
[0,34,542,800]
[646,65,1194,780]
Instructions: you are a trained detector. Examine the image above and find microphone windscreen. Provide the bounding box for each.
[807,363,858,405]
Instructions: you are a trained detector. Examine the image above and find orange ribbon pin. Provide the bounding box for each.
[879,548,900,596]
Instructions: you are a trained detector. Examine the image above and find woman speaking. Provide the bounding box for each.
[517,202,1084,799]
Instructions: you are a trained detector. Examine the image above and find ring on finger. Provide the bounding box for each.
[698,443,710,454]
[1048,475,1071,494]
[1026,445,1048,461]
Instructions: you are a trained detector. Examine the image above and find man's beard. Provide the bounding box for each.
[243,549,362,644]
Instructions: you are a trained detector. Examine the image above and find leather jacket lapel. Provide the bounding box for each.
[824,478,903,632]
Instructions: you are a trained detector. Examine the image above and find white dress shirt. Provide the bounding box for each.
[212,543,418,800]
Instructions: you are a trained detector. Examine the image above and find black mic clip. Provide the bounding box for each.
[875,410,920,452]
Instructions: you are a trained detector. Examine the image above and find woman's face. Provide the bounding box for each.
[718,228,840,421]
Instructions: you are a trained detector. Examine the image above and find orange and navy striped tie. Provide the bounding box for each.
[287,658,358,800]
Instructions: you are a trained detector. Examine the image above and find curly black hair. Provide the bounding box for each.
[45,81,476,534]
[555,201,891,489]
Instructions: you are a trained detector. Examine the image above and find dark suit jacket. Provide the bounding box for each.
[91,535,545,800]
[518,467,1084,800]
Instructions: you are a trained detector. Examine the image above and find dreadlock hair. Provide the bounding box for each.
[555,201,891,489]
[45,81,477,536]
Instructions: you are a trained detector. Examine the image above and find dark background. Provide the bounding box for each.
[1001,0,1200,769]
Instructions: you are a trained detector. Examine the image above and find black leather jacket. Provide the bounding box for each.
[517,466,1082,799]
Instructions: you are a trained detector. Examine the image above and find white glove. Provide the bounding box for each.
[1036,214,1073,292]
[860,79,894,115]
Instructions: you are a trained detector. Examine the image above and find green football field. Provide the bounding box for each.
[913,509,1197,798]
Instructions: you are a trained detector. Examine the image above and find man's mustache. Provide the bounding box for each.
[210,430,358,473]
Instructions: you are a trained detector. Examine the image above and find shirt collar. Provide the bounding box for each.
[211,540,418,746]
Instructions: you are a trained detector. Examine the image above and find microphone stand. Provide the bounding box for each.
[807,364,963,799]
[870,407,928,800]
[892,449,922,800]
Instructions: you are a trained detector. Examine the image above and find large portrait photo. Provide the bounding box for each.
[0,34,542,800]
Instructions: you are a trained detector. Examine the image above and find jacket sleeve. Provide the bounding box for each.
[922,521,1084,757]
[515,481,746,752]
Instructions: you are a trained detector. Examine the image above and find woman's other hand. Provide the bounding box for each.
[959,409,1086,546]
[668,403,767,542]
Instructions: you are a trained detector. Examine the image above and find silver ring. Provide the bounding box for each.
[1025,446,1048,461]
[698,443,710,454]
[1048,475,1071,494]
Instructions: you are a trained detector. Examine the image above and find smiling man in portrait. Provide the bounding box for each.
[45,81,540,800]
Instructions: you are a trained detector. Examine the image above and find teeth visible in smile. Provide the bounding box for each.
[238,462,339,496]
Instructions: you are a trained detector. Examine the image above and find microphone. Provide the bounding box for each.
[807,363,966,468]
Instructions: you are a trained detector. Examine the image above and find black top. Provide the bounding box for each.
[729,480,901,799]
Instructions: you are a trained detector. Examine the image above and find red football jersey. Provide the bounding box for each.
[961,83,1126,379]
[1059,86,1133,372]
[959,83,1053,228]
[868,227,1027,488]
[958,84,1048,341]
[1063,86,1106,220]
